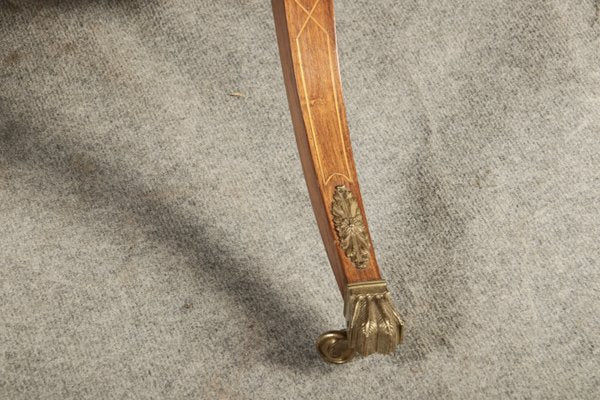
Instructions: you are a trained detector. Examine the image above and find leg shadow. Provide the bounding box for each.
[393,125,470,362]
[0,121,326,371]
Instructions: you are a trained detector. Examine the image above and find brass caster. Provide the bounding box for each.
[316,330,355,364]
[316,281,404,364]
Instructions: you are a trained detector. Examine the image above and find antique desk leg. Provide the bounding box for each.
[272,0,403,363]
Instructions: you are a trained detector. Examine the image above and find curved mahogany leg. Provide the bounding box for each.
[272,0,403,363]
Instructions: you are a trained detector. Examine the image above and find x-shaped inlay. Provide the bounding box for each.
[294,0,327,34]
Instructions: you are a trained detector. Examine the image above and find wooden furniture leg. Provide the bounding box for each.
[272,0,403,363]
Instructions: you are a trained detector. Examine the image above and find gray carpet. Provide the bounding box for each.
[1,0,599,398]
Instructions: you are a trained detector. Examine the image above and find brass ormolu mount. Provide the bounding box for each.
[317,280,403,364]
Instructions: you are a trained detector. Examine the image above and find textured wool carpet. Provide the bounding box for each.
[1,0,599,399]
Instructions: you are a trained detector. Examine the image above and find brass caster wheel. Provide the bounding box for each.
[316,330,355,364]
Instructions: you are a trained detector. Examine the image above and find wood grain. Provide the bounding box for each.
[272,0,382,294]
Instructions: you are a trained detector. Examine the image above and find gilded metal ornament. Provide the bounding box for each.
[331,185,370,269]
[316,280,403,363]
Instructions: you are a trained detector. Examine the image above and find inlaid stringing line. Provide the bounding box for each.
[293,0,353,185]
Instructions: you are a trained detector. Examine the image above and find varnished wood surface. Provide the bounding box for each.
[272,0,382,293]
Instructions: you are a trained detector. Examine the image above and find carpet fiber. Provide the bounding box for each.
[1,0,599,398]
